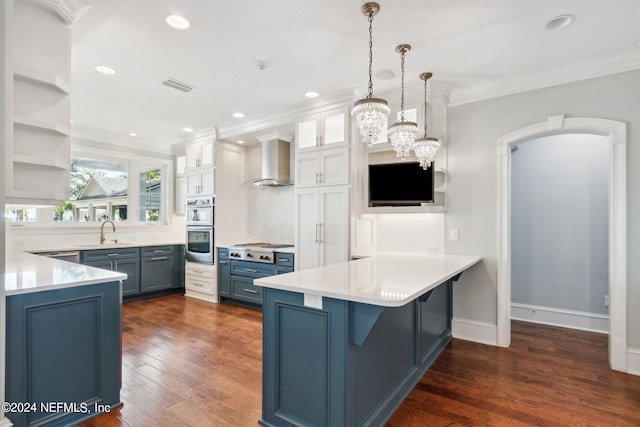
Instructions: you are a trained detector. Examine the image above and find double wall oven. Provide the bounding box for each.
[185,196,214,264]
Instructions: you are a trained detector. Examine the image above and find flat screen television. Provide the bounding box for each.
[368,161,434,207]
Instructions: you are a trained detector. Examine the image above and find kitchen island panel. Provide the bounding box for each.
[261,281,454,427]
[6,281,122,427]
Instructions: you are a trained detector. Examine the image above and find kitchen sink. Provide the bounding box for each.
[75,242,133,248]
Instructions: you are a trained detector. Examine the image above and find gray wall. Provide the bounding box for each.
[447,69,640,348]
[511,134,608,315]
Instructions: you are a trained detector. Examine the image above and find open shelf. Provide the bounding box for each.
[13,154,69,170]
[14,115,71,136]
[14,65,70,94]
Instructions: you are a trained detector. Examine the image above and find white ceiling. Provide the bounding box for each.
[69,0,640,150]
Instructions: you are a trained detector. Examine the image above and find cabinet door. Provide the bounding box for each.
[200,168,214,195]
[116,258,141,296]
[218,259,231,297]
[320,147,349,186]
[295,151,319,188]
[200,141,214,167]
[230,275,263,304]
[319,187,349,267]
[186,171,201,195]
[322,109,347,147]
[141,255,174,292]
[175,175,186,214]
[186,143,202,169]
[296,117,318,151]
[295,188,320,271]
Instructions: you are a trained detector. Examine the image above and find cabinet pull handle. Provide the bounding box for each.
[244,268,258,273]
[107,253,120,257]
[153,250,165,253]
[319,222,324,243]
[319,172,324,183]
[220,260,228,264]
[277,258,289,262]
[315,222,321,243]
[151,257,168,261]
[192,281,204,287]
[114,260,118,270]
[243,288,258,294]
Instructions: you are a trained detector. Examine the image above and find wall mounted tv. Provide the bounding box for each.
[368,161,434,207]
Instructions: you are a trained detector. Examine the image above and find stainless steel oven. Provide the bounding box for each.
[186,226,214,264]
[185,196,215,263]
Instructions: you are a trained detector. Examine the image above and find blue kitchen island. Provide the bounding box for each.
[255,253,481,427]
[4,252,126,427]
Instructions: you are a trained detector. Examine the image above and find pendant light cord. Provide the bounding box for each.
[400,49,406,121]
[367,13,374,99]
[423,77,428,137]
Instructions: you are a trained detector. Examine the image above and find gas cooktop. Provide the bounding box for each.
[228,243,294,263]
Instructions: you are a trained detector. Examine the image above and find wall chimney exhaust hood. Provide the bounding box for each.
[252,136,292,187]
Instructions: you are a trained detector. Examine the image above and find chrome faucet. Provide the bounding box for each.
[100,220,116,244]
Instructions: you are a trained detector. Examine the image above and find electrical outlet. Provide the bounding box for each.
[449,229,459,241]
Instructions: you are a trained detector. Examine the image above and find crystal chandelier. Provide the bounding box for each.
[412,72,441,169]
[387,44,418,160]
[351,2,390,147]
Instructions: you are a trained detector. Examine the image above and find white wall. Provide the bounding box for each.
[446,69,640,348]
[511,134,608,315]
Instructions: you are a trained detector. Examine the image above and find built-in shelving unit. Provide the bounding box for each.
[6,1,72,206]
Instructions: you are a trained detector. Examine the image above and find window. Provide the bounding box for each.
[139,166,162,223]
[5,150,171,225]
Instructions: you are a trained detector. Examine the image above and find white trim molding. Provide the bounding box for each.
[496,116,627,372]
[627,349,640,376]
[452,318,498,346]
[511,303,608,334]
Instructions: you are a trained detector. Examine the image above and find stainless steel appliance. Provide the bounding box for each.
[186,196,215,226]
[228,243,294,264]
[185,197,215,263]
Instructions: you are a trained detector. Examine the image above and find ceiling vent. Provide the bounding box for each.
[162,78,197,93]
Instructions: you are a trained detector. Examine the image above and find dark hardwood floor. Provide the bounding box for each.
[81,294,640,427]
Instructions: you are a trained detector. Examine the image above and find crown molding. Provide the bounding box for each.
[449,51,640,106]
[37,0,93,26]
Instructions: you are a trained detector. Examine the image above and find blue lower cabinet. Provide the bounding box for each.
[260,281,453,427]
[140,246,175,293]
[231,275,263,304]
[6,282,122,427]
[82,248,140,297]
[218,248,231,297]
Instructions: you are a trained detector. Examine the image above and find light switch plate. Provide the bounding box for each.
[304,293,323,310]
[449,229,459,241]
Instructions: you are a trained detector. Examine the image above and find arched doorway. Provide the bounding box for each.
[496,115,627,372]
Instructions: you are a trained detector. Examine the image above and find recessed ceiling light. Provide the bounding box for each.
[182,127,194,132]
[305,91,319,98]
[69,119,73,124]
[376,69,397,80]
[166,14,190,30]
[232,112,245,118]
[129,132,137,137]
[95,65,117,75]
[544,14,575,31]
[237,140,245,144]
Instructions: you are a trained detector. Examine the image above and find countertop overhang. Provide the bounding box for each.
[254,252,482,307]
[4,252,127,296]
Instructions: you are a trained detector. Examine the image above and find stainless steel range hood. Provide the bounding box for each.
[252,138,292,187]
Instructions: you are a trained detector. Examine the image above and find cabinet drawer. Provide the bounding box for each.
[218,247,230,259]
[230,261,275,278]
[275,266,293,275]
[185,262,215,279]
[185,275,215,295]
[231,276,263,303]
[275,252,294,267]
[141,245,174,257]
[82,247,140,262]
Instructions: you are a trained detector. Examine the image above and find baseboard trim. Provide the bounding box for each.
[627,348,640,376]
[452,318,497,346]
[184,291,219,303]
[511,303,608,334]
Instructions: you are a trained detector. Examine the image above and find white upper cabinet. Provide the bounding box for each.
[186,139,214,169]
[295,147,349,188]
[295,107,348,152]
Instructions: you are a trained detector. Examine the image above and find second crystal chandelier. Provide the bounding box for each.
[387,44,418,160]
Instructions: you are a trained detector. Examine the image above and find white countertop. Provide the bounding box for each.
[254,253,482,307]
[4,252,127,296]
[28,241,184,253]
